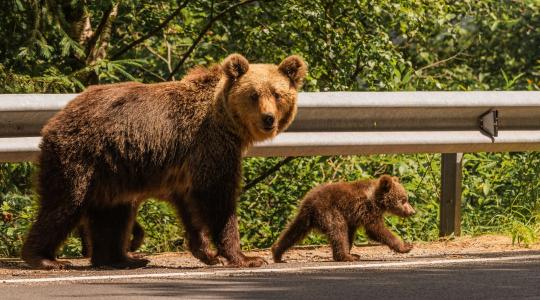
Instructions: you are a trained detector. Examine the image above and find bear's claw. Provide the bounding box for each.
[27,258,72,270]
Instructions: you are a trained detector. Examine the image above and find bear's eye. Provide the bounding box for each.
[273,92,281,102]
[250,93,259,102]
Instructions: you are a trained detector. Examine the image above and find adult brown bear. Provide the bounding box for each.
[22,54,307,269]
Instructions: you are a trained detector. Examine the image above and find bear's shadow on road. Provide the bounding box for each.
[48,260,540,300]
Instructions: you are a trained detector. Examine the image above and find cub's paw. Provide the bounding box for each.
[396,242,413,254]
[351,254,361,260]
[229,256,267,268]
[336,254,360,262]
[271,246,285,263]
[272,257,286,263]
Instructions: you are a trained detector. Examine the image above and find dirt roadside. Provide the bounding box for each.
[1,234,539,279]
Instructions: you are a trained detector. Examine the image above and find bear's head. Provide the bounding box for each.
[376,175,416,217]
[220,53,307,142]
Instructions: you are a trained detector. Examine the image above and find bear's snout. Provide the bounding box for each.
[403,203,416,216]
[262,113,276,130]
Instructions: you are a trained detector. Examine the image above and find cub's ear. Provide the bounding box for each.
[222,53,249,80]
[278,55,307,89]
[378,175,393,193]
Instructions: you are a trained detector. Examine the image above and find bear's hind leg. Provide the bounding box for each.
[88,203,149,269]
[22,202,83,269]
[78,221,92,258]
[271,209,312,263]
[129,220,145,252]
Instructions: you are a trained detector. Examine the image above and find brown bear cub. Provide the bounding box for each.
[22,53,306,269]
[272,175,415,262]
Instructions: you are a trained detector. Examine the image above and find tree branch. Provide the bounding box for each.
[86,2,120,65]
[112,0,190,60]
[166,0,259,81]
[416,51,463,73]
[349,52,363,83]
[243,157,296,192]
[84,4,114,58]
[143,43,168,65]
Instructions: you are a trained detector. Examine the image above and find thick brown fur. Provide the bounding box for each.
[272,175,415,262]
[22,54,307,269]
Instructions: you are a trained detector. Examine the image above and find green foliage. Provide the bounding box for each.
[136,200,185,253]
[0,0,539,256]
[0,163,37,256]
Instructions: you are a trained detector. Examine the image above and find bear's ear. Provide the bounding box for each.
[222,53,249,81]
[278,55,307,89]
[378,175,393,193]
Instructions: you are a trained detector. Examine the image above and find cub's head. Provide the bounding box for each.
[220,53,307,142]
[376,175,415,218]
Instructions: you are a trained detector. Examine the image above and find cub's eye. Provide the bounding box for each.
[273,92,281,102]
[250,93,259,102]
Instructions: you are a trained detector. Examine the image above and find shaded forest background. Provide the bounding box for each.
[0,0,539,256]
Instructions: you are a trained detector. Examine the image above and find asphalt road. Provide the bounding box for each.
[2,253,540,300]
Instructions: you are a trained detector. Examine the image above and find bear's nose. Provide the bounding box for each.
[262,114,275,129]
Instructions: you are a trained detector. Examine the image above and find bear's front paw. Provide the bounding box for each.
[396,242,413,253]
[229,256,267,268]
[200,253,221,266]
[30,258,72,270]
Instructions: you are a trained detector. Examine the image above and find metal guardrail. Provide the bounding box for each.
[1,91,540,236]
[3,91,540,159]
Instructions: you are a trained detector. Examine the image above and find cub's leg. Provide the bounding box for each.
[271,209,313,263]
[320,214,357,262]
[88,203,149,269]
[348,226,357,251]
[364,220,412,253]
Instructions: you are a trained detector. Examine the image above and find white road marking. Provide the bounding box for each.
[2,254,539,284]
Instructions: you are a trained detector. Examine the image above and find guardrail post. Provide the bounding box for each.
[439,153,463,237]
